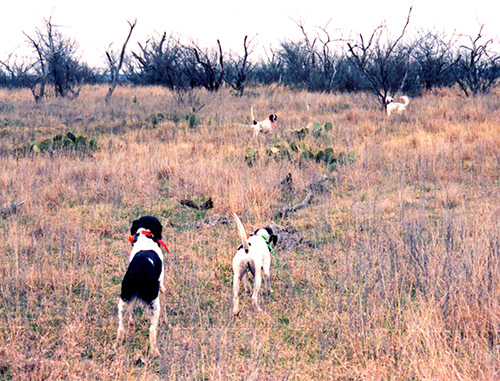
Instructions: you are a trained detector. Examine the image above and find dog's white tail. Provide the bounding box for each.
[400,96,409,106]
[250,107,256,123]
[230,211,250,253]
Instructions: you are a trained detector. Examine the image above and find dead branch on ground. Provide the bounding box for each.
[277,174,329,218]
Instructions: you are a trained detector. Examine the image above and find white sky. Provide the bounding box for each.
[1,0,499,68]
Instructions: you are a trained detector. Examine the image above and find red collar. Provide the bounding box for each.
[128,230,170,253]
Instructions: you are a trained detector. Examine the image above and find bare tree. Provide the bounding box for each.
[0,54,36,89]
[453,25,500,97]
[131,32,188,89]
[315,22,342,92]
[347,7,413,108]
[23,17,85,102]
[251,47,282,85]
[226,35,254,96]
[191,39,225,91]
[278,39,311,88]
[130,35,230,92]
[105,19,137,103]
[24,30,48,102]
[278,19,342,92]
[412,29,459,90]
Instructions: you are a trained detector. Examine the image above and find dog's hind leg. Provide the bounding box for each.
[232,264,247,316]
[115,299,134,348]
[252,267,263,312]
[149,298,161,357]
[128,314,135,335]
[242,271,251,293]
[115,299,126,348]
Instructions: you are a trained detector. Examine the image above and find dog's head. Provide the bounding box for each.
[268,114,277,123]
[385,96,393,105]
[130,216,163,240]
[254,227,278,246]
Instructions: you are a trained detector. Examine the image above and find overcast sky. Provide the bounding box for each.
[1,0,499,67]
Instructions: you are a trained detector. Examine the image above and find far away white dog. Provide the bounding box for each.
[385,95,409,116]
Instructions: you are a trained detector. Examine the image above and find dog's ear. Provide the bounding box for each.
[263,227,278,246]
[263,226,274,235]
[130,219,140,235]
[143,216,162,240]
[269,114,277,122]
[149,217,163,240]
[269,233,278,246]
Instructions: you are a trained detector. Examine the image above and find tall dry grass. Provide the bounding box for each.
[1,85,500,379]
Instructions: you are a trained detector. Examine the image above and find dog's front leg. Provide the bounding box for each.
[263,270,273,295]
[159,267,166,293]
[262,256,273,295]
[252,125,260,138]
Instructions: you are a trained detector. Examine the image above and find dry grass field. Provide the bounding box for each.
[1,84,500,380]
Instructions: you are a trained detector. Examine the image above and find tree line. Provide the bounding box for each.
[1,11,500,106]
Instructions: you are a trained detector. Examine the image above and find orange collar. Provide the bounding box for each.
[128,230,170,253]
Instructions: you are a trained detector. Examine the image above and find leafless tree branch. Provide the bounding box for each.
[105,19,137,103]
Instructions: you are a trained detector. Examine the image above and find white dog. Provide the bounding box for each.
[115,216,169,357]
[250,107,277,137]
[385,95,409,116]
[230,211,277,316]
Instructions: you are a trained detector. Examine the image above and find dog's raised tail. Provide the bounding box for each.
[250,107,256,125]
[230,211,250,253]
[400,96,409,106]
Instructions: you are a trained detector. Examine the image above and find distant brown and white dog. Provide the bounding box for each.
[250,107,277,137]
[230,211,278,317]
[385,95,409,116]
[115,216,169,357]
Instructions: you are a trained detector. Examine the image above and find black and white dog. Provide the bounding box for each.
[230,211,278,317]
[250,107,277,137]
[115,216,168,357]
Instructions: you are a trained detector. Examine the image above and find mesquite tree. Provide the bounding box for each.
[226,35,254,96]
[131,32,190,89]
[24,17,85,102]
[347,7,413,108]
[0,55,34,89]
[453,25,500,97]
[277,20,342,92]
[190,39,225,91]
[411,30,458,90]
